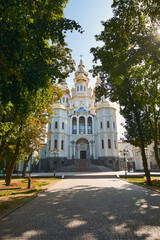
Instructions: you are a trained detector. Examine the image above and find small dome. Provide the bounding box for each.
[59,80,70,95]
[74,59,89,83]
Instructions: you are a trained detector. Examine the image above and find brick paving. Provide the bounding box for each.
[0,178,160,240]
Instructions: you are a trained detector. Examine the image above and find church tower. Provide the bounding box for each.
[39,58,119,171]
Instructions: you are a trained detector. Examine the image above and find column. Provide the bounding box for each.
[77,116,79,134]
[69,143,72,160]
[85,117,87,134]
[93,141,95,159]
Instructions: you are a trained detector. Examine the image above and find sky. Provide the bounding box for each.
[63,0,125,140]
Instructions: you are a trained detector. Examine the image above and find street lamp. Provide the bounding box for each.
[50,148,59,177]
[120,149,129,178]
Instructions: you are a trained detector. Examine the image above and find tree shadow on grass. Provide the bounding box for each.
[0,179,160,240]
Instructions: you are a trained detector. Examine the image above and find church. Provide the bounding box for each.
[39,59,119,171]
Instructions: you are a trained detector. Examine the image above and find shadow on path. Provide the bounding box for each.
[0,179,160,240]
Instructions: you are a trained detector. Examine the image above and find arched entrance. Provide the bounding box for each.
[76,138,89,159]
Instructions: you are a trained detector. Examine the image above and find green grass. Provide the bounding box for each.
[121,176,160,192]
[0,178,60,217]
[0,178,50,196]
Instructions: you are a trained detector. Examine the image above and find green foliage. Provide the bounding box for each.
[91,0,160,184]
[0,0,83,185]
[91,0,160,146]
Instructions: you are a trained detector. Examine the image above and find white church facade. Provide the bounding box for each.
[39,59,119,171]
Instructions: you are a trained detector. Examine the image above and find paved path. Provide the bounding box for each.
[0,179,160,240]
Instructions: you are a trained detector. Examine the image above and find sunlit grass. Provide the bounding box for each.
[0,178,60,217]
[121,176,160,192]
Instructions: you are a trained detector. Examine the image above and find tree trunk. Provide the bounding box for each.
[5,160,16,186]
[0,139,6,168]
[153,114,160,168]
[22,160,29,178]
[126,84,152,185]
[5,125,22,186]
[22,153,32,178]
[140,143,152,185]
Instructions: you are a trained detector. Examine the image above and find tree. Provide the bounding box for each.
[91,0,160,185]
[0,0,83,182]
[4,83,63,185]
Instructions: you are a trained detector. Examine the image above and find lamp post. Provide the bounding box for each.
[120,149,129,178]
[50,149,59,177]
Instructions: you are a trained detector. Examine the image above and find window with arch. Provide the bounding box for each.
[102,140,104,149]
[54,139,57,150]
[63,97,65,103]
[66,98,68,103]
[80,85,83,91]
[84,86,86,91]
[113,121,115,129]
[100,121,103,129]
[79,116,85,134]
[107,121,110,128]
[55,121,58,129]
[61,140,64,150]
[62,122,64,129]
[72,117,77,134]
[77,86,79,92]
[108,139,111,148]
[88,117,92,134]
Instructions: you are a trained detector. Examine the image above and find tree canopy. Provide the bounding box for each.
[0,0,83,185]
[91,0,160,184]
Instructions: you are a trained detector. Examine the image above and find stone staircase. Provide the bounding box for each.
[76,159,89,172]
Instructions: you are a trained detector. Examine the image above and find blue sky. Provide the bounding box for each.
[64,0,125,139]
[64,0,113,88]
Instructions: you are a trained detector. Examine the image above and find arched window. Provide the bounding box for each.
[72,117,77,134]
[88,117,92,134]
[107,121,110,128]
[80,85,83,91]
[62,122,64,129]
[66,98,68,103]
[54,139,57,150]
[63,97,65,103]
[79,116,85,134]
[84,86,86,91]
[102,140,104,149]
[55,121,58,129]
[108,139,111,149]
[113,121,115,129]
[77,86,79,92]
[100,121,103,129]
[61,140,64,150]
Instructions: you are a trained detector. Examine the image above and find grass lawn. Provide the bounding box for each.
[0,177,61,217]
[121,176,160,192]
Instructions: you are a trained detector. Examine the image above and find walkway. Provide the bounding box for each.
[0,178,160,239]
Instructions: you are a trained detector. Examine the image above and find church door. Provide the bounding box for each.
[80,151,86,159]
